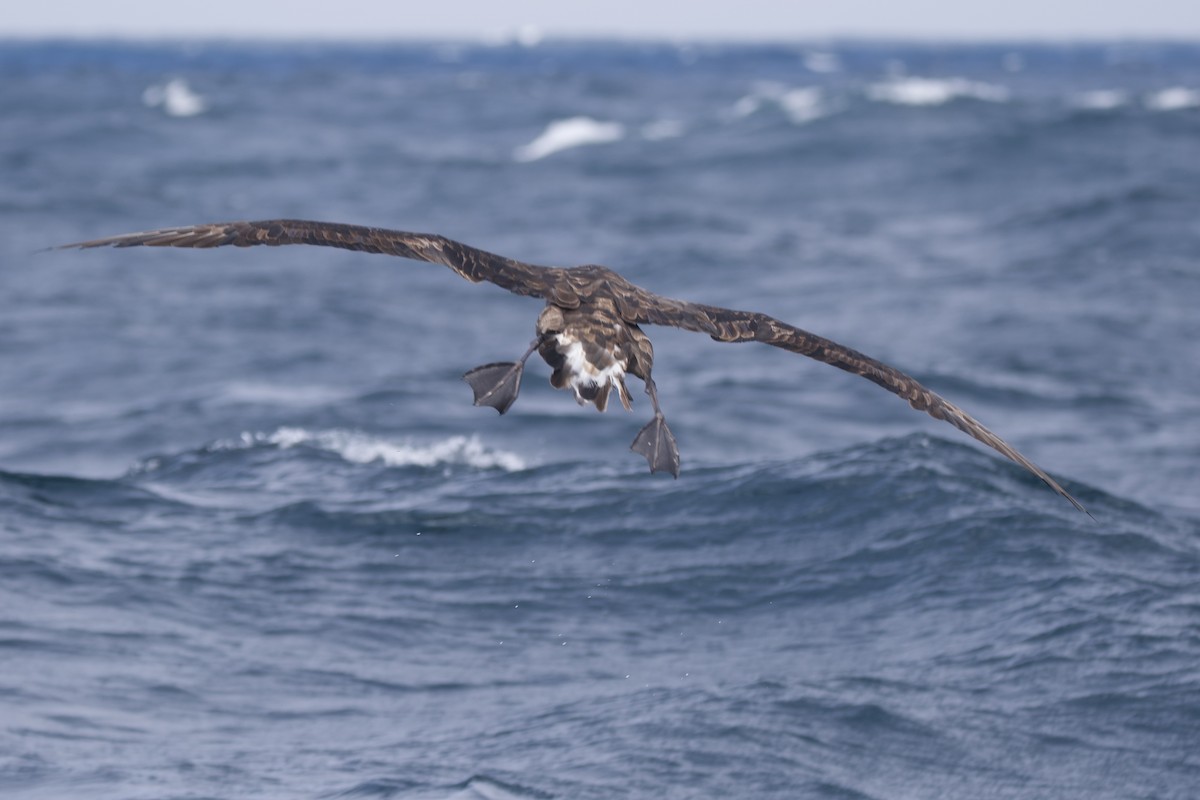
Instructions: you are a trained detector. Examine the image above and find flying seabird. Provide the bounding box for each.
[60,219,1089,515]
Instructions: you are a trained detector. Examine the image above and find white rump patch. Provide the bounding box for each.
[559,337,629,408]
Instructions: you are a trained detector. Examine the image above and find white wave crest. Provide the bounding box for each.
[778,87,826,124]
[1071,89,1129,110]
[803,51,841,74]
[730,92,763,118]
[440,776,533,800]
[1145,87,1200,112]
[142,78,207,117]
[867,77,1010,106]
[729,82,828,125]
[514,116,625,162]
[227,428,526,471]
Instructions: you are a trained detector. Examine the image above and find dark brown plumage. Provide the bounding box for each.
[60,219,1089,515]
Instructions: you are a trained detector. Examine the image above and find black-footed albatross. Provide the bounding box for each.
[60,219,1089,515]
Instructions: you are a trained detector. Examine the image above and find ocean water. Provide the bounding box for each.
[1,39,1199,799]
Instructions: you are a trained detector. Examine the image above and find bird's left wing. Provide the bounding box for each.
[59,219,581,306]
[613,287,1089,516]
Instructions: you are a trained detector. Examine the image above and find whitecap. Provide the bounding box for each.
[867,77,1009,106]
[441,775,535,800]
[778,87,825,125]
[728,82,828,125]
[803,51,841,74]
[272,428,526,471]
[729,81,787,118]
[1145,87,1200,112]
[220,428,526,471]
[142,78,207,117]
[730,92,765,119]
[513,116,625,162]
[1071,89,1129,111]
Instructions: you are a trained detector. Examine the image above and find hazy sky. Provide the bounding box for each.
[4,0,1200,40]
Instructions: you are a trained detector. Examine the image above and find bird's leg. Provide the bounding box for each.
[463,338,541,415]
[630,375,680,477]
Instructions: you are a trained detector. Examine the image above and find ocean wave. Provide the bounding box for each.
[1144,86,1200,111]
[126,428,528,477]
[867,77,1010,106]
[0,466,195,525]
[803,51,841,74]
[729,82,828,125]
[229,428,527,471]
[995,184,1174,229]
[640,119,685,141]
[513,116,625,162]
[1070,89,1129,110]
[215,381,354,408]
[244,434,1116,546]
[6,40,1199,800]
[141,78,207,117]
[347,774,550,800]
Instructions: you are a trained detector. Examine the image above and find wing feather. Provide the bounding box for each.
[618,291,1089,516]
[60,219,577,304]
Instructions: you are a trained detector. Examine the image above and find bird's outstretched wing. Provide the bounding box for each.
[613,288,1089,516]
[59,219,582,307]
[61,220,1087,514]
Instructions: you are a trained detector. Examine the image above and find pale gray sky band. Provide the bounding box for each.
[5,0,1200,40]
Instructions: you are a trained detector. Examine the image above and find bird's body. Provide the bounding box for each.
[537,299,644,412]
[60,219,1088,515]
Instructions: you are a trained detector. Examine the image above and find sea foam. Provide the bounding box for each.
[803,51,841,74]
[730,83,827,125]
[513,116,625,162]
[142,78,207,117]
[1071,89,1129,110]
[1145,87,1200,111]
[867,77,1010,106]
[226,428,526,471]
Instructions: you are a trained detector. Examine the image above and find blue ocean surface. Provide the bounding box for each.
[1,39,1199,799]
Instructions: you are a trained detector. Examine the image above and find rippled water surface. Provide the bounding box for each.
[1,39,1199,799]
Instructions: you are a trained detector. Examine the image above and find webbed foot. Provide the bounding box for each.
[463,362,524,414]
[631,414,680,478]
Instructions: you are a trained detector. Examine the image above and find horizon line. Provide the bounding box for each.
[4,30,1200,46]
